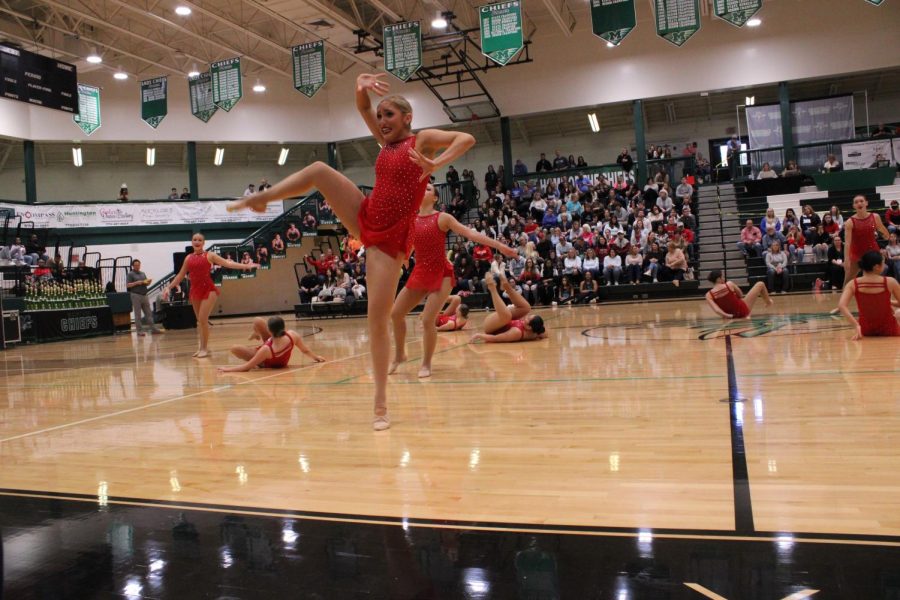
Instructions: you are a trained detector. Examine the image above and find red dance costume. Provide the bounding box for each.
[186,252,219,301]
[357,135,427,259]
[710,284,750,318]
[496,319,527,336]
[260,334,295,368]
[436,314,463,330]
[854,277,900,337]
[406,212,455,292]
[849,214,879,263]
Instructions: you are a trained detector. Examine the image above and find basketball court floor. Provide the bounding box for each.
[2,293,899,598]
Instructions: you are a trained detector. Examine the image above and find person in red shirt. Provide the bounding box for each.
[472,244,494,279]
[305,249,337,279]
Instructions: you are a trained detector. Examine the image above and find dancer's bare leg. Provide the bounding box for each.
[843,261,858,289]
[418,278,453,378]
[228,162,365,238]
[743,281,773,311]
[366,247,404,429]
[482,276,513,334]
[248,316,270,341]
[389,287,427,374]
[229,345,257,361]
[194,295,217,358]
[498,272,532,319]
[441,295,462,317]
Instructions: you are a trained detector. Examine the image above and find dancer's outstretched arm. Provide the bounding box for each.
[209,252,258,271]
[356,73,390,145]
[439,213,518,258]
[288,330,327,362]
[837,281,862,340]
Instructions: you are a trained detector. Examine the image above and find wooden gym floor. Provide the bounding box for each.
[2,292,898,542]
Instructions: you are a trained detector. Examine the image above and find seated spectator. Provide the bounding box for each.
[581,248,600,279]
[553,150,568,171]
[782,160,801,177]
[656,189,674,215]
[555,234,573,257]
[168,187,179,200]
[530,194,547,222]
[817,236,846,291]
[8,237,26,264]
[678,224,696,260]
[541,207,558,229]
[883,233,900,279]
[243,183,256,196]
[616,148,634,175]
[624,246,643,283]
[286,223,302,242]
[271,233,286,254]
[643,241,664,283]
[305,248,337,280]
[823,154,841,172]
[180,187,191,199]
[757,162,778,179]
[762,225,786,254]
[783,208,799,233]
[765,241,791,293]
[660,241,687,285]
[885,201,900,234]
[784,226,806,264]
[611,231,630,256]
[454,256,477,293]
[513,159,528,178]
[519,259,542,304]
[25,234,48,265]
[472,243,494,277]
[681,206,697,232]
[828,205,844,229]
[799,205,821,239]
[563,248,582,281]
[298,271,320,303]
[50,253,65,279]
[648,204,664,226]
[675,176,694,199]
[760,208,782,233]
[576,271,599,303]
[32,259,53,281]
[507,253,526,281]
[557,276,576,305]
[602,248,622,285]
[808,224,831,263]
[118,184,129,202]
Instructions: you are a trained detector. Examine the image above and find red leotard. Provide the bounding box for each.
[854,277,900,337]
[436,314,464,330]
[710,284,750,318]
[186,252,219,301]
[357,135,427,259]
[406,212,455,292]
[496,319,527,337]
[259,333,295,368]
[849,214,879,263]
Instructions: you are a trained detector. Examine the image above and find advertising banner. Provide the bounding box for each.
[841,139,895,170]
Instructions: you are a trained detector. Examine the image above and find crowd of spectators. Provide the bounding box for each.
[1,233,99,287]
[737,201,900,293]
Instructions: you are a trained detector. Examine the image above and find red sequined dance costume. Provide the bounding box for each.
[710,284,750,318]
[357,135,427,259]
[854,277,900,337]
[436,314,463,330]
[186,252,219,301]
[406,212,455,292]
[260,334,295,368]
[849,213,879,263]
[495,320,526,336]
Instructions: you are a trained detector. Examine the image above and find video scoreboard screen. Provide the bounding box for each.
[1,43,78,113]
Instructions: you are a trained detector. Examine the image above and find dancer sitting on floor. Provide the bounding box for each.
[838,251,900,340]
[436,295,470,332]
[390,182,516,377]
[704,270,773,319]
[470,273,547,344]
[218,316,326,372]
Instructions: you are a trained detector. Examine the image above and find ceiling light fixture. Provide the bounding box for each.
[175,6,192,16]
[745,95,756,106]
[113,71,128,80]
[587,112,600,133]
[278,147,289,166]
[187,70,200,78]
[86,53,102,64]
[72,147,83,167]
[214,147,225,166]
[146,147,156,167]
[746,17,761,27]
[252,82,266,93]
[432,12,448,28]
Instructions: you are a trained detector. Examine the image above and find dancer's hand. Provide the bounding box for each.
[357,73,389,96]
[851,325,863,341]
[469,333,485,343]
[500,246,518,259]
[228,195,270,214]
[243,262,260,271]
[408,147,437,181]
[312,354,326,363]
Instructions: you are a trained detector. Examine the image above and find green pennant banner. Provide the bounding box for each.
[140,76,167,129]
[383,22,422,81]
[188,72,217,123]
[479,1,524,66]
[210,57,242,112]
[864,0,885,5]
[654,0,701,47]
[713,0,762,27]
[590,0,637,46]
[73,84,101,136]
[292,40,326,98]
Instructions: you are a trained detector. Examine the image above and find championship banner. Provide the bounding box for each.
[654,0,701,47]
[479,1,524,66]
[189,72,217,123]
[713,0,762,27]
[590,0,636,46]
[0,201,282,230]
[864,0,885,5]
[383,22,422,81]
[292,41,326,98]
[210,57,242,112]
[140,76,167,128]
[73,84,101,135]
[841,140,894,171]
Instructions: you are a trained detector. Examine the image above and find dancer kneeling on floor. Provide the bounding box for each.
[704,270,773,319]
[218,317,326,372]
[838,251,900,340]
[470,273,547,343]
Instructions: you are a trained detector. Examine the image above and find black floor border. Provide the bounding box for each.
[3,487,900,545]
[726,334,755,534]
